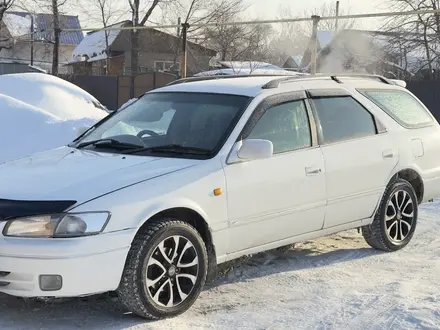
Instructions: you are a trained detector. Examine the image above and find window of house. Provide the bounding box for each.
[247,100,312,154]
[154,61,180,72]
[359,90,433,128]
[312,96,377,144]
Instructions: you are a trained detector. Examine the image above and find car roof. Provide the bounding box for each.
[151,75,404,98]
[152,76,282,97]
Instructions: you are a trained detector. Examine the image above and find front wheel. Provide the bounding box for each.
[362,178,418,252]
[117,218,208,319]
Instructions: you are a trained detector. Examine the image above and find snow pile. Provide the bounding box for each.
[0,73,108,163]
[2,13,33,38]
[71,22,126,62]
[0,73,107,120]
[0,94,96,163]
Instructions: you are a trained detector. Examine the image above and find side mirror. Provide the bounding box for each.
[76,126,90,138]
[237,139,273,161]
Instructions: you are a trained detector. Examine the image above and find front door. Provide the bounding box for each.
[223,95,327,253]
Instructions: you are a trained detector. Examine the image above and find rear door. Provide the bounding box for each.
[307,89,399,228]
[359,88,440,202]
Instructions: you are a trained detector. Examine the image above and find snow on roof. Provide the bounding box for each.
[28,64,47,73]
[0,73,107,120]
[2,13,33,38]
[291,55,303,66]
[317,30,334,49]
[71,22,127,62]
[86,52,109,62]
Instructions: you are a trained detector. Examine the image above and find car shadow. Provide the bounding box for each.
[0,233,383,329]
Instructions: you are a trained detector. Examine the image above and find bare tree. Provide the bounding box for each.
[383,0,440,79]
[203,5,272,64]
[128,0,178,75]
[166,0,244,74]
[79,0,127,74]
[51,0,60,74]
[0,0,14,21]
[304,1,355,31]
[0,0,16,50]
[24,0,70,74]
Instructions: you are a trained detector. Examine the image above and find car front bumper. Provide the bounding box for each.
[0,226,136,298]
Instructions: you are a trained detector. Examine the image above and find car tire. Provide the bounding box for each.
[362,178,418,252]
[117,218,208,319]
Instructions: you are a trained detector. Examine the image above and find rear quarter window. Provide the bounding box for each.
[359,89,433,128]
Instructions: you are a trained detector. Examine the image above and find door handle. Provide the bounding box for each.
[305,166,322,175]
[382,150,394,159]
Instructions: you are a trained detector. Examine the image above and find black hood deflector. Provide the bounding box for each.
[0,199,76,221]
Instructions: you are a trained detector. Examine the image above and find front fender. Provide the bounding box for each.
[69,158,228,240]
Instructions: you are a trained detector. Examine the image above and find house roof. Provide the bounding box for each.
[4,11,83,45]
[71,21,129,62]
[71,20,216,63]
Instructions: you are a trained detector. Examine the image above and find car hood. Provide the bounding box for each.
[0,147,199,203]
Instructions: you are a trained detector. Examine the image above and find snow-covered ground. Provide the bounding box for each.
[0,73,107,163]
[1,200,439,330]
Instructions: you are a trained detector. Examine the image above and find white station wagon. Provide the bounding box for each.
[1,74,440,319]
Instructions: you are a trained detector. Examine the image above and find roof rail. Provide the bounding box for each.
[262,73,394,89]
[166,73,295,86]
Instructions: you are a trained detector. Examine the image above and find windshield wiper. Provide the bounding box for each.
[123,144,212,155]
[76,138,143,150]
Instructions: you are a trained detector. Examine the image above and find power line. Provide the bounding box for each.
[14,8,440,38]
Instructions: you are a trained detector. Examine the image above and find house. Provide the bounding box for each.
[0,11,83,74]
[68,21,217,76]
[301,29,437,79]
[282,55,304,71]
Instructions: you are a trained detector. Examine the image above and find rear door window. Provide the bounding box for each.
[359,89,433,128]
[311,96,377,144]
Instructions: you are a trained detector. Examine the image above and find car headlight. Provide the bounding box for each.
[2,212,110,238]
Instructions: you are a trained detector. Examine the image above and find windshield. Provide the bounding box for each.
[74,92,251,158]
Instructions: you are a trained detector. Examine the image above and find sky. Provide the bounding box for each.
[243,0,386,29]
[64,0,389,31]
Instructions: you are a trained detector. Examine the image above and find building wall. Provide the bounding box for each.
[0,41,76,73]
[112,29,214,76]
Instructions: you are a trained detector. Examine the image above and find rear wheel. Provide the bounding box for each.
[117,218,208,319]
[362,178,418,251]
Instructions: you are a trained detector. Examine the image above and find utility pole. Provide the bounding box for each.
[177,17,181,37]
[181,23,189,78]
[30,14,34,66]
[335,1,340,31]
[311,15,320,75]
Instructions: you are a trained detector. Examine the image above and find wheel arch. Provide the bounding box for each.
[135,206,217,283]
[394,168,424,204]
[370,167,424,220]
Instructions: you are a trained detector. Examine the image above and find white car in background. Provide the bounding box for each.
[195,61,305,76]
[1,74,440,320]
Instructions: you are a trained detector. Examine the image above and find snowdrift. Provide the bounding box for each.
[0,94,97,163]
[0,73,109,163]
[0,73,108,120]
